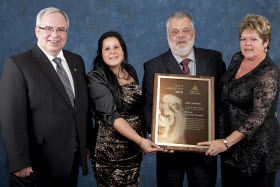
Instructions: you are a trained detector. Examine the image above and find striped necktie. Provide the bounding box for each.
[53,57,74,106]
[180,58,191,75]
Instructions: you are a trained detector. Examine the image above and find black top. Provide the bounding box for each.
[87,64,139,126]
[219,52,280,175]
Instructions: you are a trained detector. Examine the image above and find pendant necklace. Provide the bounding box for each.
[115,68,129,80]
[237,61,254,73]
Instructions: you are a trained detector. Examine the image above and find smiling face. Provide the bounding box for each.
[35,12,68,57]
[167,17,195,58]
[240,29,268,62]
[102,37,124,71]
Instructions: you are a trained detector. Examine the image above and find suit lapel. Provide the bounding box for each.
[32,46,74,109]
[163,50,183,75]
[194,47,208,76]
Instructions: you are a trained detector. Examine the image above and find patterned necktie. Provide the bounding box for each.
[180,58,191,75]
[53,57,74,106]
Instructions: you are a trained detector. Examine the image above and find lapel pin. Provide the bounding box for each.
[74,68,77,71]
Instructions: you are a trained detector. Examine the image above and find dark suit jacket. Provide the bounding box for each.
[0,45,91,182]
[142,47,226,133]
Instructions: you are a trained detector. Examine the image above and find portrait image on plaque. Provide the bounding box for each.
[151,73,215,152]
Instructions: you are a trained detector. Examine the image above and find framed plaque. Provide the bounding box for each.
[151,73,215,152]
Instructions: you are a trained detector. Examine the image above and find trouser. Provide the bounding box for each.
[9,151,80,187]
[156,152,217,187]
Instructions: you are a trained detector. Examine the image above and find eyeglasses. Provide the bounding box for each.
[38,26,68,34]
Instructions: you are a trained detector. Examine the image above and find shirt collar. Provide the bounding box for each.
[171,48,195,63]
[37,44,66,63]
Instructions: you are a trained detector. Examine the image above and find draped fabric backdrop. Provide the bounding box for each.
[1,0,280,186]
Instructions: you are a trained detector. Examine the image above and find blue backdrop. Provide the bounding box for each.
[1,0,280,186]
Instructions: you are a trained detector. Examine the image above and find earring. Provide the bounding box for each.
[265,48,268,53]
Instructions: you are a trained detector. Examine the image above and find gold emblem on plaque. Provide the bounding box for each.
[189,84,200,95]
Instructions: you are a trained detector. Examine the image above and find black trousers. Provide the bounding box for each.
[9,151,80,187]
[156,152,217,187]
[221,164,276,187]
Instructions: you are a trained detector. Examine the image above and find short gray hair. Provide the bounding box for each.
[36,7,69,29]
[166,12,194,32]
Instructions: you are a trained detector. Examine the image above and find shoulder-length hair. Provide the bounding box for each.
[93,31,133,109]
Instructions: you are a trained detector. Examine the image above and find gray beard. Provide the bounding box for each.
[168,38,194,57]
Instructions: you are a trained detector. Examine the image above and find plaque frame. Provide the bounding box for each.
[151,73,215,152]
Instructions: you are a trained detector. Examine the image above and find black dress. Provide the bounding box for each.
[218,52,280,176]
[87,66,143,187]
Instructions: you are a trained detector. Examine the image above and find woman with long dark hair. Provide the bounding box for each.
[87,31,162,186]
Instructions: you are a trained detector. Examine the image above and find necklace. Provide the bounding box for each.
[237,61,256,73]
[238,53,267,73]
[115,68,130,80]
[115,73,129,80]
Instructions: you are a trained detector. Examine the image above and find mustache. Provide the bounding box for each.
[176,39,188,44]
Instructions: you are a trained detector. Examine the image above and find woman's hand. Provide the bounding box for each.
[197,139,227,156]
[139,138,163,154]
[198,131,244,156]
[147,134,174,153]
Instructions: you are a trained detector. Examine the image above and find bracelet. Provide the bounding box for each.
[139,137,143,147]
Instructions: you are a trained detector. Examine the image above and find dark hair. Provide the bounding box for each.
[94,31,128,67]
[93,31,131,109]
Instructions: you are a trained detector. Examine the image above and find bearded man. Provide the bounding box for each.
[141,12,226,187]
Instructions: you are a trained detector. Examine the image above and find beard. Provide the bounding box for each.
[168,35,195,57]
[158,113,175,137]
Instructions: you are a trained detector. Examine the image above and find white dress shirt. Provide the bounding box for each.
[171,48,196,76]
[37,44,75,96]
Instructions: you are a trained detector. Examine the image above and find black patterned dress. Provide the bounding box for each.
[87,67,143,187]
[218,52,280,176]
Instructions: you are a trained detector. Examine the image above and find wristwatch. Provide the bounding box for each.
[223,139,229,149]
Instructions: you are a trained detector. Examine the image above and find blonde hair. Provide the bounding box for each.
[239,14,271,51]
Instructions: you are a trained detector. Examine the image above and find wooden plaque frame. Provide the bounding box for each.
[151,73,215,152]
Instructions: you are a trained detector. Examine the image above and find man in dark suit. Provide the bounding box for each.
[142,12,226,187]
[0,7,91,186]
